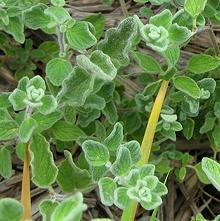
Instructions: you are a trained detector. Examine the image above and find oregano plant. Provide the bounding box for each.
[1,0,220,220]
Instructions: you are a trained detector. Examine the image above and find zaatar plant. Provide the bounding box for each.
[1,0,220,220]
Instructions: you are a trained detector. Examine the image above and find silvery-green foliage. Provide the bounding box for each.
[9,76,57,114]
[140,9,191,52]
[82,123,167,210]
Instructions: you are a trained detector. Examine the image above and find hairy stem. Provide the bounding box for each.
[56,26,66,56]
[121,80,169,221]
[21,141,32,221]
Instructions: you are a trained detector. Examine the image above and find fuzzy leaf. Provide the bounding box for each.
[84,13,105,40]
[58,67,95,107]
[27,75,46,90]
[19,117,37,143]
[0,198,23,221]
[200,117,215,134]
[82,140,109,167]
[98,177,117,206]
[90,165,107,182]
[194,163,210,185]
[8,89,27,111]
[102,101,118,124]
[51,192,87,221]
[185,0,207,17]
[57,151,91,192]
[24,4,50,30]
[66,21,97,51]
[84,94,106,110]
[46,58,73,86]
[97,16,137,68]
[188,54,220,74]
[0,92,11,108]
[32,111,62,132]
[3,17,25,43]
[51,121,85,141]
[150,9,172,29]
[122,141,141,164]
[202,157,220,191]
[44,6,71,25]
[162,46,180,66]
[30,134,58,188]
[39,200,59,221]
[38,95,57,115]
[0,148,12,179]
[77,50,117,81]
[173,76,201,99]
[140,164,155,178]
[132,51,162,74]
[0,120,18,141]
[114,187,131,209]
[168,24,191,45]
[182,118,195,139]
[111,146,132,176]
[104,122,123,152]
[63,105,76,124]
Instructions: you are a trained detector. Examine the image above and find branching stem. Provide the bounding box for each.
[121,80,169,221]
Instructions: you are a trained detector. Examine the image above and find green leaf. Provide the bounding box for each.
[84,94,105,110]
[188,54,220,74]
[198,78,216,93]
[202,157,220,191]
[0,147,12,179]
[63,105,76,124]
[30,134,58,188]
[150,9,172,29]
[200,116,215,134]
[19,117,37,143]
[57,150,91,192]
[90,165,107,182]
[51,0,65,6]
[104,122,123,152]
[38,95,57,115]
[184,0,207,17]
[3,17,25,43]
[182,118,195,139]
[97,16,138,68]
[0,108,12,121]
[24,4,50,30]
[114,187,131,209]
[84,13,105,40]
[214,102,220,118]
[51,121,86,141]
[132,51,162,74]
[58,67,95,107]
[32,111,62,132]
[161,114,177,123]
[122,141,141,164]
[44,6,71,25]
[8,89,27,111]
[39,200,59,221]
[46,58,73,86]
[173,76,201,99]
[212,123,220,149]
[66,21,97,51]
[77,50,117,81]
[98,177,117,206]
[51,192,87,221]
[0,92,11,108]
[0,198,23,221]
[162,46,180,66]
[0,120,18,140]
[168,24,191,45]
[82,140,110,167]
[27,75,46,90]
[102,101,118,124]
[194,163,210,184]
[111,146,132,176]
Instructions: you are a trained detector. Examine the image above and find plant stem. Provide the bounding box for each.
[21,141,32,221]
[56,25,66,56]
[121,80,169,221]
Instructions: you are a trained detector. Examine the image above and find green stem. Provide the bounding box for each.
[121,80,169,221]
